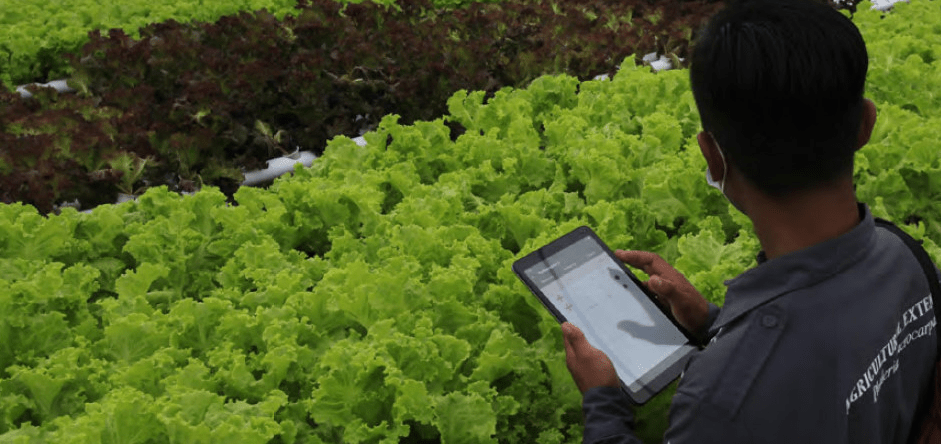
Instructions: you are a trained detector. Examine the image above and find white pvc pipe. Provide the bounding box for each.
[650,56,674,72]
[16,79,75,98]
[871,0,908,10]
[241,151,318,186]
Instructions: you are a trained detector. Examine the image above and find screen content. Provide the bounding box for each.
[523,236,692,392]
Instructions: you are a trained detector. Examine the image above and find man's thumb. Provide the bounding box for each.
[562,323,585,347]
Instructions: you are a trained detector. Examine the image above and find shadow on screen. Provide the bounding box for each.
[616,319,683,345]
[615,282,685,345]
[608,266,684,345]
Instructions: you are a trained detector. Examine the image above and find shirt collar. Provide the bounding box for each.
[713,202,875,331]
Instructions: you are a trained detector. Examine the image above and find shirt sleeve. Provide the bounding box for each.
[581,386,645,444]
[698,302,722,344]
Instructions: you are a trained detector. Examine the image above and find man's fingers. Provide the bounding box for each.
[615,249,654,269]
[615,250,711,338]
[648,276,674,299]
[616,250,672,293]
[615,250,668,276]
[562,323,584,355]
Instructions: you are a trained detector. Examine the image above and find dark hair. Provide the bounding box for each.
[689,0,868,198]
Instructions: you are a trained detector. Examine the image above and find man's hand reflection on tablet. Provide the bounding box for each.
[608,266,686,345]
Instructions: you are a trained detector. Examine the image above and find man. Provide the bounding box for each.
[561,0,939,442]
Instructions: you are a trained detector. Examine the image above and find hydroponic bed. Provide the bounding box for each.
[1,1,940,443]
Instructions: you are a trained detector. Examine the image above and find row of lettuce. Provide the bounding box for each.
[0,0,719,214]
[2,0,941,442]
[0,0,506,89]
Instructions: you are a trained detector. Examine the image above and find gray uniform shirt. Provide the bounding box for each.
[582,203,938,443]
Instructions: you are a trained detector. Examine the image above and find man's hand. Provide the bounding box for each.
[615,250,711,338]
[561,322,620,394]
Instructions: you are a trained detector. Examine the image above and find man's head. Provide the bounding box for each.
[689,0,870,199]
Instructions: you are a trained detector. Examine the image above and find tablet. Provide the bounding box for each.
[512,226,698,404]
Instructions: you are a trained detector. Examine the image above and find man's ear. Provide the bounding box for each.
[698,131,725,181]
[856,98,877,151]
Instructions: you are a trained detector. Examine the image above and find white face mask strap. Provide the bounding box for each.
[705,133,729,193]
[715,144,728,193]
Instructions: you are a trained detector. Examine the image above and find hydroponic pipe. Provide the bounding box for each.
[16,79,75,98]
[241,151,318,186]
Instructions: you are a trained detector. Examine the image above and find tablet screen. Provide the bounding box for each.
[516,230,696,402]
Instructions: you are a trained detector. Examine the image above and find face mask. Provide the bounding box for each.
[705,138,728,193]
[704,140,748,215]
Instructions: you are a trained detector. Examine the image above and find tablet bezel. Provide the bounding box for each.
[512,225,700,404]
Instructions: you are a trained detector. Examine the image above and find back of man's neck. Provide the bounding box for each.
[747,181,861,261]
